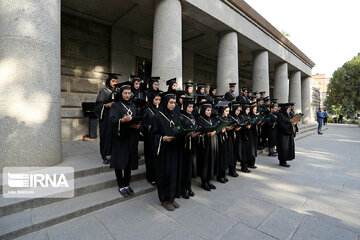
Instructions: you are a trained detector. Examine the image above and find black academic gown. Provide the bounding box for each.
[266,112,278,148]
[224,92,236,101]
[197,116,218,183]
[140,106,158,183]
[236,95,250,103]
[230,115,243,164]
[150,111,182,203]
[109,101,139,170]
[179,113,197,186]
[241,114,256,167]
[217,116,234,176]
[95,87,115,157]
[277,111,295,162]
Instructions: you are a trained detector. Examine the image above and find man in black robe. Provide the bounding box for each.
[236,87,250,103]
[109,81,140,197]
[150,91,182,211]
[224,83,236,101]
[277,103,297,167]
[95,73,120,164]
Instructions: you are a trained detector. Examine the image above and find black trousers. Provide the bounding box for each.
[115,168,131,188]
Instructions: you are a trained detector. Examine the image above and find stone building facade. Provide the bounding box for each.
[0,0,315,168]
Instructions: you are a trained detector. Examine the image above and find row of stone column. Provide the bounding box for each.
[151,0,311,124]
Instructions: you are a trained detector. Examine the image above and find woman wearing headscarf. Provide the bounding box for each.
[216,102,234,183]
[150,92,182,211]
[197,102,218,191]
[179,98,199,199]
[277,103,296,167]
[95,73,119,164]
[196,83,206,95]
[249,105,260,169]
[140,90,161,185]
[228,102,242,177]
[109,81,140,197]
[206,85,217,102]
[166,78,178,93]
[239,104,253,173]
[146,76,160,100]
[184,82,194,97]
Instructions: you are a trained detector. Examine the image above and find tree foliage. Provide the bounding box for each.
[325,53,360,118]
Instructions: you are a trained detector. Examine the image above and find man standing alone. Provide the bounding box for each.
[316,107,324,135]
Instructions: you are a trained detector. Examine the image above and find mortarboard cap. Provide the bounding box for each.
[130,75,142,83]
[229,83,237,87]
[214,101,230,109]
[102,72,122,79]
[166,78,177,86]
[115,81,132,89]
[160,91,176,99]
[259,91,266,95]
[184,82,194,87]
[241,87,248,92]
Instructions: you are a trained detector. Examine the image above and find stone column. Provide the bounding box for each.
[152,0,182,90]
[216,31,239,96]
[289,71,302,113]
[273,62,289,103]
[252,50,269,95]
[0,0,62,169]
[301,77,312,124]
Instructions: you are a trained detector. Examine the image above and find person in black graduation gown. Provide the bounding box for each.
[140,90,162,185]
[249,105,260,169]
[184,82,194,97]
[146,77,161,100]
[150,92,182,211]
[224,83,236,101]
[206,85,217,102]
[109,81,140,197]
[196,83,206,95]
[214,101,234,183]
[95,73,119,164]
[239,104,253,173]
[289,103,299,137]
[277,103,297,167]
[236,87,250,103]
[179,98,200,199]
[266,104,278,157]
[228,102,242,177]
[166,78,178,93]
[197,102,218,191]
[175,90,186,116]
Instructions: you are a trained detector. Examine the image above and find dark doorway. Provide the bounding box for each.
[136,57,152,91]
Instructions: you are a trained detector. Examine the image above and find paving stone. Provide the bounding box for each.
[174,205,237,240]
[292,215,358,240]
[13,230,48,240]
[258,208,303,240]
[47,215,112,240]
[220,222,276,240]
[224,195,277,228]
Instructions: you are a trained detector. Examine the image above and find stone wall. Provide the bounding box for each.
[61,13,110,140]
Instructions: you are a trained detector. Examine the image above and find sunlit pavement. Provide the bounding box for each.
[15,124,360,240]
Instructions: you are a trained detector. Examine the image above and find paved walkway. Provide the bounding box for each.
[15,124,360,240]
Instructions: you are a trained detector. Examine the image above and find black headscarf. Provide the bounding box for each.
[118,84,132,106]
[106,75,118,89]
[148,91,161,111]
[159,92,177,120]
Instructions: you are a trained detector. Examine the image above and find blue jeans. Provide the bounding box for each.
[317,120,323,133]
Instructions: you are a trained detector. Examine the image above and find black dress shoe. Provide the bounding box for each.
[127,186,134,195]
[102,156,110,165]
[268,153,277,157]
[229,172,238,177]
[181,190,190,199]
[207,182,216,189]
[217,177,226,184]
[187,187,195,197]
[249,165,257,169]
[201,183,211,191]
[224,176,229,182]
[118,187,129,197]
[279,163,291,168]
[240,168,251,173]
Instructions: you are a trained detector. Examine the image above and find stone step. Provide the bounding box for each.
[0,164,147,217]
[0,178,156,240]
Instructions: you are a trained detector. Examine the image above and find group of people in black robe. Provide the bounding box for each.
[95,75,300,211]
